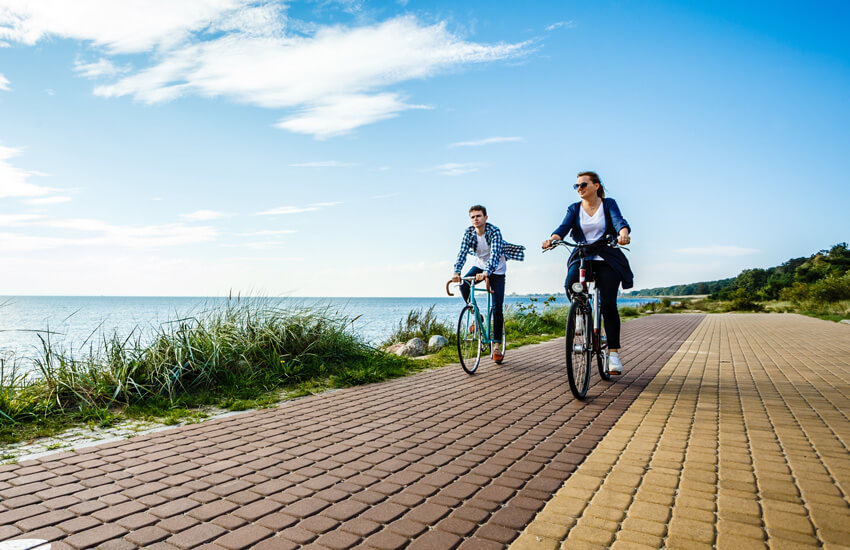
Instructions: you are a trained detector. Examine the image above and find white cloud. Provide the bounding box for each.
[74,57,129,78]
[675,246,759,256]
[275,93,430,138]
[0,213,45,226]
[93,15,527,137]
[236,229,296,236]
[431,162,481,176]
[179,209,233,221]
[0,0,251,53]
[1,3,529,138]
[449,136,524,147]
[255,205,319,216]
[546,21,576,31]
[0,221,217,250]
[0,145,56,198]
[255,201,341,215]
[222,240,288,250]
[289,161,357,167]
[24,196,72,205]
[0,212,218,248]
[0,72,9,90]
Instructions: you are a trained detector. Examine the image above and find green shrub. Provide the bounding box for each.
[618,306,639,317]
[384,305,453,345]
[809,273,850,303]
[727,288,763,311]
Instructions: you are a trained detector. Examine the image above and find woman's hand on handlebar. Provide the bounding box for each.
[542,234,562,250]
[618,229,631,246]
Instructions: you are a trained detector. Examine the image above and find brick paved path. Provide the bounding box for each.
[0,315,702,549]
[512,313,850,550]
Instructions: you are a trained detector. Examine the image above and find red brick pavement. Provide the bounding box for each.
[0,314,703,549]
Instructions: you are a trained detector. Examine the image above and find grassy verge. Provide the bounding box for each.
[625,295,850,321]
[1,299,428,446]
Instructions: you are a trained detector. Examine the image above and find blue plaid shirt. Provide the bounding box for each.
[453,223,525,275]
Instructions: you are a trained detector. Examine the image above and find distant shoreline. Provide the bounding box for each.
[626,294,709,299]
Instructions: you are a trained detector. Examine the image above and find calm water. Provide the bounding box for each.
[0,295,658,357]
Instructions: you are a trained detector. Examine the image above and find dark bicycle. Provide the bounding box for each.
[544,235,628,399]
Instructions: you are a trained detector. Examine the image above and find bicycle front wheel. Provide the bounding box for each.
[565,300,592,399]
[457,305,482,374]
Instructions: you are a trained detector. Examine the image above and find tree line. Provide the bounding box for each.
[627,243,850,304]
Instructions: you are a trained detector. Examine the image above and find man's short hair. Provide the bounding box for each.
[469,205,487,216]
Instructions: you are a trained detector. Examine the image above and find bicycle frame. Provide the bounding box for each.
[576,255,607,359]
[446,277,493,344]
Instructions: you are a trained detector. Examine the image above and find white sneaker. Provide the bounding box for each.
[608,352,623,375]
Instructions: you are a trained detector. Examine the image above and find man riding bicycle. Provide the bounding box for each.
[452,205,525,364]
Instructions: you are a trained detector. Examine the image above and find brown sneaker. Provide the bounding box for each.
[493,351,504,364]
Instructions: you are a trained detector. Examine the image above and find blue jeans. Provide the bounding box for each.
[566,260,622,349]
[459,267,505,341]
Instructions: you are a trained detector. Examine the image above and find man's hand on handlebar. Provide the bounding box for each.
[451,273,461,283]
[474,273,487,283]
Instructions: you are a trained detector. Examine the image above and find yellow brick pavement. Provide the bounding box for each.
[511,314,850,550]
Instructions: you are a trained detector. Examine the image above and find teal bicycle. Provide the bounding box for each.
[446,276,506,374]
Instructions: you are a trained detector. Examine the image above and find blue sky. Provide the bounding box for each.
[1,0,848,296]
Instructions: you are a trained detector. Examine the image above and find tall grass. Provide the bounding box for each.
[1,299,410,434]
[384,305,453,345]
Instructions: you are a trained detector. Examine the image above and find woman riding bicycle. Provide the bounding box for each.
[542,171,633,374]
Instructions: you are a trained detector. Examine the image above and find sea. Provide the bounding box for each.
[0,295,657,359]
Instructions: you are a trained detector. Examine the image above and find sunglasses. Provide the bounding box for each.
[573,182,594,190]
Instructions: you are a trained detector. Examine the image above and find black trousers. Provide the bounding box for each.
[565,260,622,349]
[459,267,505,340]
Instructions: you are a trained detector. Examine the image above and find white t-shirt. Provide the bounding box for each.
[580,203,606,261]
[472,233,507,275]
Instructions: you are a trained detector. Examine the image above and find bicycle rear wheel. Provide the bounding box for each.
[597,346,611,381]
[457,305,482,374]
[565,300,592,399]
[596,324,611,381]
[488,308,506,361]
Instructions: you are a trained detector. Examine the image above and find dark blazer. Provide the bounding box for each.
[552,197,634,289]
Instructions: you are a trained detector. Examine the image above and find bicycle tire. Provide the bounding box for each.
[488,308,506,361]
[565,300,592,399]
[597,347,611,381]
[457,305,482,374]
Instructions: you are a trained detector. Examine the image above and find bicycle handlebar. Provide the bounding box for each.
[446,276,492,296]
[543,235,629,253]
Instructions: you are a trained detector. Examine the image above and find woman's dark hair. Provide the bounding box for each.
[469,205,487,216]
[577,171,605,198]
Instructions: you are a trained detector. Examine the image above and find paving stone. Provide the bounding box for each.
[125,526,171,546]
[363,529,409,549]
[64,523,127,548]
[214,524,273,549]
[167,523,227,549]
